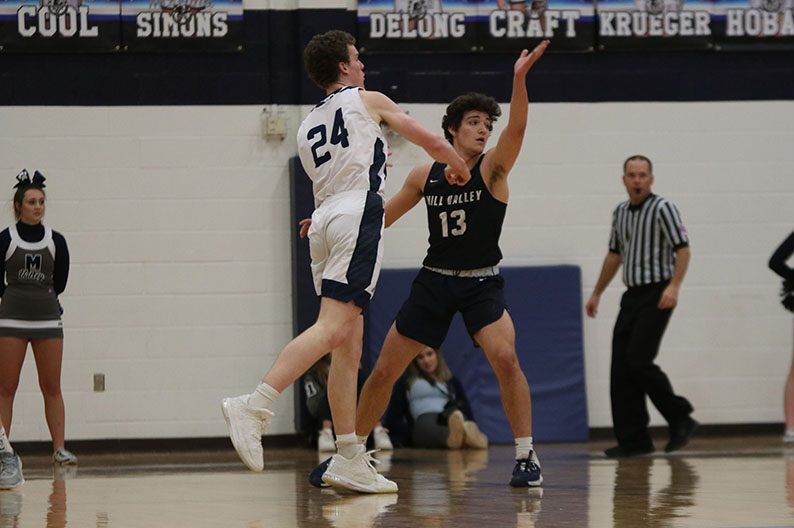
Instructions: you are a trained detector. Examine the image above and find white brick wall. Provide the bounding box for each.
[0,101,791,441]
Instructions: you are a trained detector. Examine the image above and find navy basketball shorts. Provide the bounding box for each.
[395,267,508,348]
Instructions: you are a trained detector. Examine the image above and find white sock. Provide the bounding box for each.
[515,436,534,460]
[336,433,360,459]
[249,382,280,410]
[0,427,12,454]
[356,434,368,445]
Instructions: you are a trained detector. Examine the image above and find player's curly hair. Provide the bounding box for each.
[303,30,356,90]
[441,93,502,144]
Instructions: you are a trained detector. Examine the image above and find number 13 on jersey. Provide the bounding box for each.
[439,209,467,237]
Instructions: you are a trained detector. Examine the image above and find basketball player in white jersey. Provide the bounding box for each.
[221,30,470,494]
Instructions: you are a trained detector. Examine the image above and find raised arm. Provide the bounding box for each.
[360,90,470,185]
[384,164,429,228]
[481,40,549,200]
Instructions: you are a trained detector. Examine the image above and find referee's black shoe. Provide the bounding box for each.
[665,417,698,453]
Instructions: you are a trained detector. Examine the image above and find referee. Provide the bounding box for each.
[586,154,697,458]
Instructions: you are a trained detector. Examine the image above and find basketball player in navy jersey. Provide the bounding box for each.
[221,30,469,494]
[309,39,550,489]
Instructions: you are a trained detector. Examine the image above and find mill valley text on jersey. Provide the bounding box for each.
[422,157,506,271]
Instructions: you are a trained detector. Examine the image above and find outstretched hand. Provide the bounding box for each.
[444,165,471,186]
[514,40,550,77]
[444,153,472,186]
[298,218,312,238]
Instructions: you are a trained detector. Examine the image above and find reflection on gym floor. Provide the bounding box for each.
[2,436,794,527]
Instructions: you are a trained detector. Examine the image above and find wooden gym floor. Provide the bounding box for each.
[2,434,793,527]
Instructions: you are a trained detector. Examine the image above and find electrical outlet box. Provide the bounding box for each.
[266,115,287,140]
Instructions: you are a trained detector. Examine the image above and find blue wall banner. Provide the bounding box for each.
[357,0,595,52]
[711,0,794,49]
[0,0,121,52]
[359,0,793,51]
[0,0,242,52]
[596,0,714,50]
[366,267,589,443]
[121,0,243,51]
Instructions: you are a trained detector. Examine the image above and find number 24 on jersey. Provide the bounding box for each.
[307,108,349,168]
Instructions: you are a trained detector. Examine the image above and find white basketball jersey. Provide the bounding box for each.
[297,87,389,208]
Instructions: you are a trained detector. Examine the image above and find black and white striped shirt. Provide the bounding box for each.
[608,194,689,288]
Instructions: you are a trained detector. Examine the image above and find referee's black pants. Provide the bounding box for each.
[610,282,693,448]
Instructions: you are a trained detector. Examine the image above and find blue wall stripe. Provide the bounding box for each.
[1,8,793,105]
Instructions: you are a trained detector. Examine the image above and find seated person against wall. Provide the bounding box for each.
[383,347,488,449]
[303,356,393,452]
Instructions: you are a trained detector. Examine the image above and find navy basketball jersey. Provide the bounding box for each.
[421,156,506,270]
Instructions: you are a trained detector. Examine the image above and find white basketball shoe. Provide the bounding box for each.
[322,445,398,494]
[372,426,393,451]
[318,429,336,453]
[0,452,23,490]
[221,394,274,472]
[53,448,78,465]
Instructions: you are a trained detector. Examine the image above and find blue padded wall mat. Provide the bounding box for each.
[365,266,588,443]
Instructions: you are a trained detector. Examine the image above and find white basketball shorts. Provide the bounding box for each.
[308,190,384,309]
